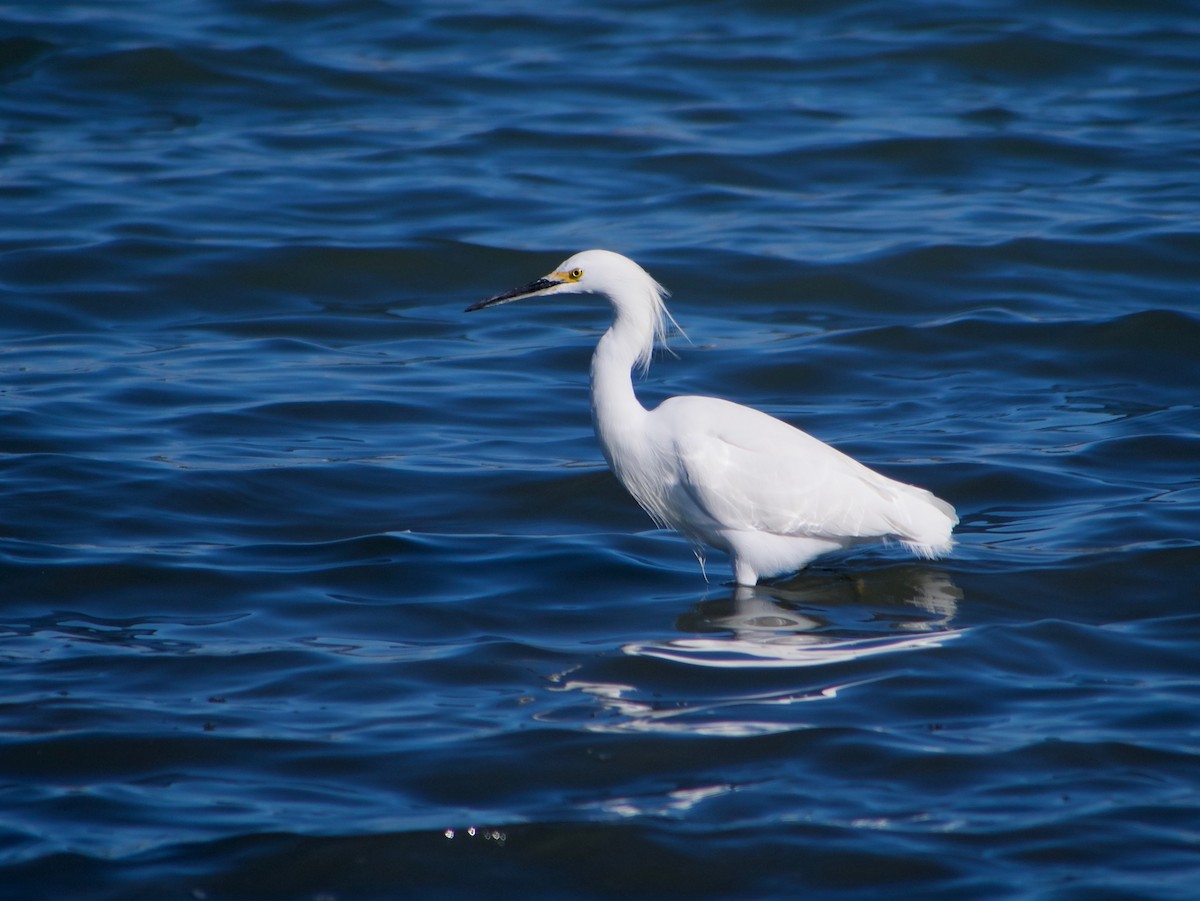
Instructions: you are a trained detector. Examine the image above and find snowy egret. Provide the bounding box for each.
[467,250,957,585]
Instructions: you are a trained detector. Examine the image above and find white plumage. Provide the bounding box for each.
[468,249,957,585]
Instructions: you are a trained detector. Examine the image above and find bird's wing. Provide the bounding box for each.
[656,396,933,541]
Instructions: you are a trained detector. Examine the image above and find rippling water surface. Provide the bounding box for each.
[2,2,1199,899]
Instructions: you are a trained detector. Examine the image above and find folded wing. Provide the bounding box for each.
[653,396,956,551]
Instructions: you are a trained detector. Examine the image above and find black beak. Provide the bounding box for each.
[466,277,560,312]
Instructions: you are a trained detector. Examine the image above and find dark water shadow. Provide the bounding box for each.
[628,564,964,669]
[541,565,965,736]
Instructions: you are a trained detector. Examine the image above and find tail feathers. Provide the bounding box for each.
[892,485,958,559]
[901,535,954,559]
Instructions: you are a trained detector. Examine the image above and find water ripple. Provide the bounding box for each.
[2,1,1199,898]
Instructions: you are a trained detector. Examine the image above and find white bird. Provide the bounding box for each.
[467,249,957,585]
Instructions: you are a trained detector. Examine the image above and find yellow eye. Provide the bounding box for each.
[568,268,584,280]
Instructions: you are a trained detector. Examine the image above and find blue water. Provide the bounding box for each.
[2,2,1199,898]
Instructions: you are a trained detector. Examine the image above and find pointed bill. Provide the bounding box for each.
[466,277,562,312]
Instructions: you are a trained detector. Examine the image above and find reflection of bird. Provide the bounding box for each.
[468,250,957,585]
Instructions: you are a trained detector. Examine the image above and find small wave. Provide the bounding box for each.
[625,628,963,669]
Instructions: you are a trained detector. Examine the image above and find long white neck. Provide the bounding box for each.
[590,316,649,473]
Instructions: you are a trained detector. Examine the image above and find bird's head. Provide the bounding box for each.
[466,249,679,372]
[466,249,651,311]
